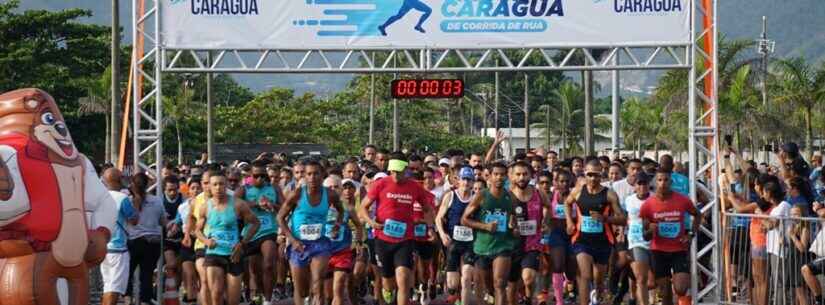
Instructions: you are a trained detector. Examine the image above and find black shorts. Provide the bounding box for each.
[651,250,690,278]
[180,245,196,262]
[806,257,825,276]
[245,234,277,257]
[195,248,206,259]
[204,254,244,276]
[445,242,477,272]
[164,240,181,253]
[414,240,435,261]
[614,240,629,252]
[475,250,513,270]
[367,239,378,265]
[509,250,541,282]
[375,239,415,278]
[572,242,611,265]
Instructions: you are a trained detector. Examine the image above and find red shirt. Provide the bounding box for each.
[639,192,695,252]
[368,177,434,243]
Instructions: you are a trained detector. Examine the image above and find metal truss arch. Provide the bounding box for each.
[133,0,719,303]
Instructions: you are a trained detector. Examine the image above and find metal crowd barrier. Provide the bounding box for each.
[722,212,825,305]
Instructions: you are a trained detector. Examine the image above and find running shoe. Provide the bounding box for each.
[589,289,599,305]
[484,293,496,305]
[383,289,396,305]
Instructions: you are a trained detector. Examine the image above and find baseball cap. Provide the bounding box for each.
[782,142,800,157]
[438,158,450,167]
[373,172,388,180]
[459,167,475,180]
[342,179,357,188]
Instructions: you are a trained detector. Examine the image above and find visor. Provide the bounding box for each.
[388,159,408,172]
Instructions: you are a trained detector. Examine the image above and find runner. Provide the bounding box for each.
[547,170,576,305]
[639,169,701,305]
[378,0,432,35]
[100,168,140,305]
[162,175,184,301]
[176,177,201,304]
[461,162,518,305]
[624,172,653,305]
[436,166,478,305]
[235,160,284,305]
[415,168,440,305]
[185,167,215,305]
[358,152,435,305]
[277,160,345,305]
[194,170,261,305]
[326,178,365,305]
[565,160,625,305]
[508,161,549,305]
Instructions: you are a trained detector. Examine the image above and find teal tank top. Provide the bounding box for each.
[206,197,239,256]
[242,184,278,241]
[290,186,330,242]
[326,206,351,252]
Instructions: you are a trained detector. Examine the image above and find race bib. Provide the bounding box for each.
[554,204,566,218]
[414,224,428,237]
[211,231,239,249]
[299,224,323,241]
[383,219,407,239]
[324,224,344,242]
[580,216,604,233]
[628,223,644,243]
[453,226,473,242]
[259,215,275,231]
[658,222,681,239]
[483,213,508,233]
[518,220,538,236]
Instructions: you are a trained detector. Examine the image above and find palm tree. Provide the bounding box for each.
[77,66,112,162]
[773,57,825,158]
[531,81,584,157]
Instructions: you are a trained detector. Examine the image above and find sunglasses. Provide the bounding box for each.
[253,174,267,179]
[228,179,239,183]
[585,172,600,178]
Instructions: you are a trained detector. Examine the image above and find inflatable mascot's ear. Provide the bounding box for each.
[0,88,117,305]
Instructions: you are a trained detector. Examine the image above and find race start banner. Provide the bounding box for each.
[160,0,691,49]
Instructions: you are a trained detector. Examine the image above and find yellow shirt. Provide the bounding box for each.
[192,193,209,250]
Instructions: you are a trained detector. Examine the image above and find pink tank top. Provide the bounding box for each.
[518,190,544,252]
[550,190,576,220]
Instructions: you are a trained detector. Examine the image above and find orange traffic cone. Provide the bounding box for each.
[163,268,180,305]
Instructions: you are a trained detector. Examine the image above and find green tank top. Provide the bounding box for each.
[241,184,278,241]
[473,189,517,256]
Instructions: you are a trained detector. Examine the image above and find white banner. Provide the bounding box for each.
[160,0,690,49]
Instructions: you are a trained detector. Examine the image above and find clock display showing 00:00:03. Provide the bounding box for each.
[391,79,464,99]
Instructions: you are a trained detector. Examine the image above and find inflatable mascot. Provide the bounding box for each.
[0,88,117,305]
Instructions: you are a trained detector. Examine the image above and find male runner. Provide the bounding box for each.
[378,0,432,35]
[326,178,365,305]
[235,160,284,305]
[639,169,701,305]
[184,168,215,305]
[565,160,625,305]
[508,161,549,305]
[436,167,478,305]
[277,160,345,305]
[195,171,260,305]
[162,176,184,300]
[100,168,140,305]
[415,168,440,305]
[358,152,435,305]
[462,162,518,305]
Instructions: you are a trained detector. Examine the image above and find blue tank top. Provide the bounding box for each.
[206,197,239,256]
[446,190,471,239]
[242,184,279,240]
[326,207,352,253]
[290,186,330,242]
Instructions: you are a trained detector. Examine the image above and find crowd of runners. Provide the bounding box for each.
[93,131,825,305]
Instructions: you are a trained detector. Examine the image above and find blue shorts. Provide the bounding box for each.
[572,242,611,265]
[287,238,332,267]
[547,228,570,248]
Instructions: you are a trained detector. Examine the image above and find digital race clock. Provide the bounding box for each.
[390,79,465,99]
